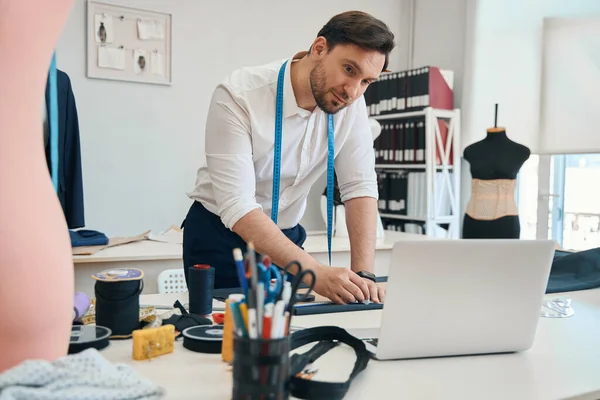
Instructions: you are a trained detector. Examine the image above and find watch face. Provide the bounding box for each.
[359,271,376,281]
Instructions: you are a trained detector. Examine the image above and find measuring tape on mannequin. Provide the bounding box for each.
[272,60,334,265]
[48,52,59,193]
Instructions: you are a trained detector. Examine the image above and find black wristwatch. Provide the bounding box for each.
[356,270,376,283]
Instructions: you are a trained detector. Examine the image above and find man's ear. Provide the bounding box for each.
[311,36,329,58]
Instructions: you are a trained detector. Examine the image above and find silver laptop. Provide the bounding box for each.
[350,239,556,360]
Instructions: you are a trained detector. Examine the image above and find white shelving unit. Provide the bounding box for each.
[373,107,461,239]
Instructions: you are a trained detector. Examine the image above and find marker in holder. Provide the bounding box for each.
[232,335,290,400]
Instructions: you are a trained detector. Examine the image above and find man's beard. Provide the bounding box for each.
[309,62,347,114]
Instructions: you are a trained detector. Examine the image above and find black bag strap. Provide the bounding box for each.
[289,326,370,400]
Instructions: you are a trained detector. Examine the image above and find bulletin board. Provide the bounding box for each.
[86,1,172,85]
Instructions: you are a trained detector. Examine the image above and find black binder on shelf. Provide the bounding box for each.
[365,66,453,115]
[370,69,457,238]
[395,122,404,163]
[416,120,426,163]
[377,171,388,213]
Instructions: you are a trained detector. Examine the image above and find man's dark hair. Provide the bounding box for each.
[315,11,395,72]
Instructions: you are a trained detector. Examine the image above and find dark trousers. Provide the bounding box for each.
[182,201,307,289]
[462,214,520,239]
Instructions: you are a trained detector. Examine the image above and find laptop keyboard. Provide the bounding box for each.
[365,338,378,347]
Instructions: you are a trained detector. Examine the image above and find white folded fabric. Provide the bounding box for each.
[0,349,164,400]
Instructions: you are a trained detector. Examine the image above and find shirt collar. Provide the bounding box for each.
[283,52,311,118]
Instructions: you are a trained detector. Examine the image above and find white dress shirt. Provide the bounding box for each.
[187,52,378,230]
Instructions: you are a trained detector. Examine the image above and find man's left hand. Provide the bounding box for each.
[362,278,385,303]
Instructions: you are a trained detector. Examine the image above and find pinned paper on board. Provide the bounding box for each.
[94,14,114,44]
[133,49,148,74]
[151,51,164,76]
[98,46,125,70]
[137,19,165,40]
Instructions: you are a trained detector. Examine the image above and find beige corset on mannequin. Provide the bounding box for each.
[465,179,518,220]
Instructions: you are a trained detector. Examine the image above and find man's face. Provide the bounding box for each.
[310,43,384,114]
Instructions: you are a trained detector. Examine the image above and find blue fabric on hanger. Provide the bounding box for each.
[44,65,85,229]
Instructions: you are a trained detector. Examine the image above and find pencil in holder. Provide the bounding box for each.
[221,298,235,363]
[232,335,290,400]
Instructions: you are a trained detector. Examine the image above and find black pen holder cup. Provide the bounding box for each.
[232,335,291,400]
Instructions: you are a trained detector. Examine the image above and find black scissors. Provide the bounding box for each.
[280,260,316,313]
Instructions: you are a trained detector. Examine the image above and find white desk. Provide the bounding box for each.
[73,230,425,296]
[100,289,600,400]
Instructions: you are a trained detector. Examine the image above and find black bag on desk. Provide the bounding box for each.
[288,326,370,400]
[547,248,600,293]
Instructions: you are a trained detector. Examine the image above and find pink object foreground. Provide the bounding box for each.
[0,0,76,372]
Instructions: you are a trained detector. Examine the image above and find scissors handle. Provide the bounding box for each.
[292,269,316,302]
[282,261,316,312]
[260,264,282,303]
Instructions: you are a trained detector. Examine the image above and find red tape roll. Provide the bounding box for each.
[212,313,225,324]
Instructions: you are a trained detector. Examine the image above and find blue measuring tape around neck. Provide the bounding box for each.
[272,60,334,265]
[48,52,59,193]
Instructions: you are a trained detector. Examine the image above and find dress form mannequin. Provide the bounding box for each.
[0,0,76,372]
[462,105,530,239]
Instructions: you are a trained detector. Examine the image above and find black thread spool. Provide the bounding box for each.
[94,276,143,338]
[188,264,215,315]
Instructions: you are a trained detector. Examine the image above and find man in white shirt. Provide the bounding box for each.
[184,11,395,304]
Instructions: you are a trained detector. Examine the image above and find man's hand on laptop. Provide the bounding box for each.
[362,278,385,304]
[313,266,371,305]
[355,270,384,304]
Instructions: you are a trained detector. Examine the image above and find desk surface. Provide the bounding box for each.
[72,230,425,264]
[101,289,600,400]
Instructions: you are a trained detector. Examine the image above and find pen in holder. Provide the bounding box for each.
[232,335,290,400]
[229,245,312,400]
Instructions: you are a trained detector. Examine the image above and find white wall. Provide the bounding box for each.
[411,0,467,108]
[413,0,600,226]
[461,0,600,154]
[539,15,600,154]
[400,0,469,229]
[56,0,405,236]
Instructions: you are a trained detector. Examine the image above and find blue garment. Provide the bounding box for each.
[70,230,109,247]
[182,201,307,289]
[45,69,85,229]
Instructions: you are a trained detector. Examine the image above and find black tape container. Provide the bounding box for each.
[92,268,144,339]
[188,264,215,315]
[232,335,290,400]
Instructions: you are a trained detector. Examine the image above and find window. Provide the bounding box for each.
[516,155,540,241]
[516,153,600,251]
[561,154,600,251]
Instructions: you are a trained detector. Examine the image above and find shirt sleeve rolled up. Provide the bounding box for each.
[204,84,262,229]
[335,96,379,203]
